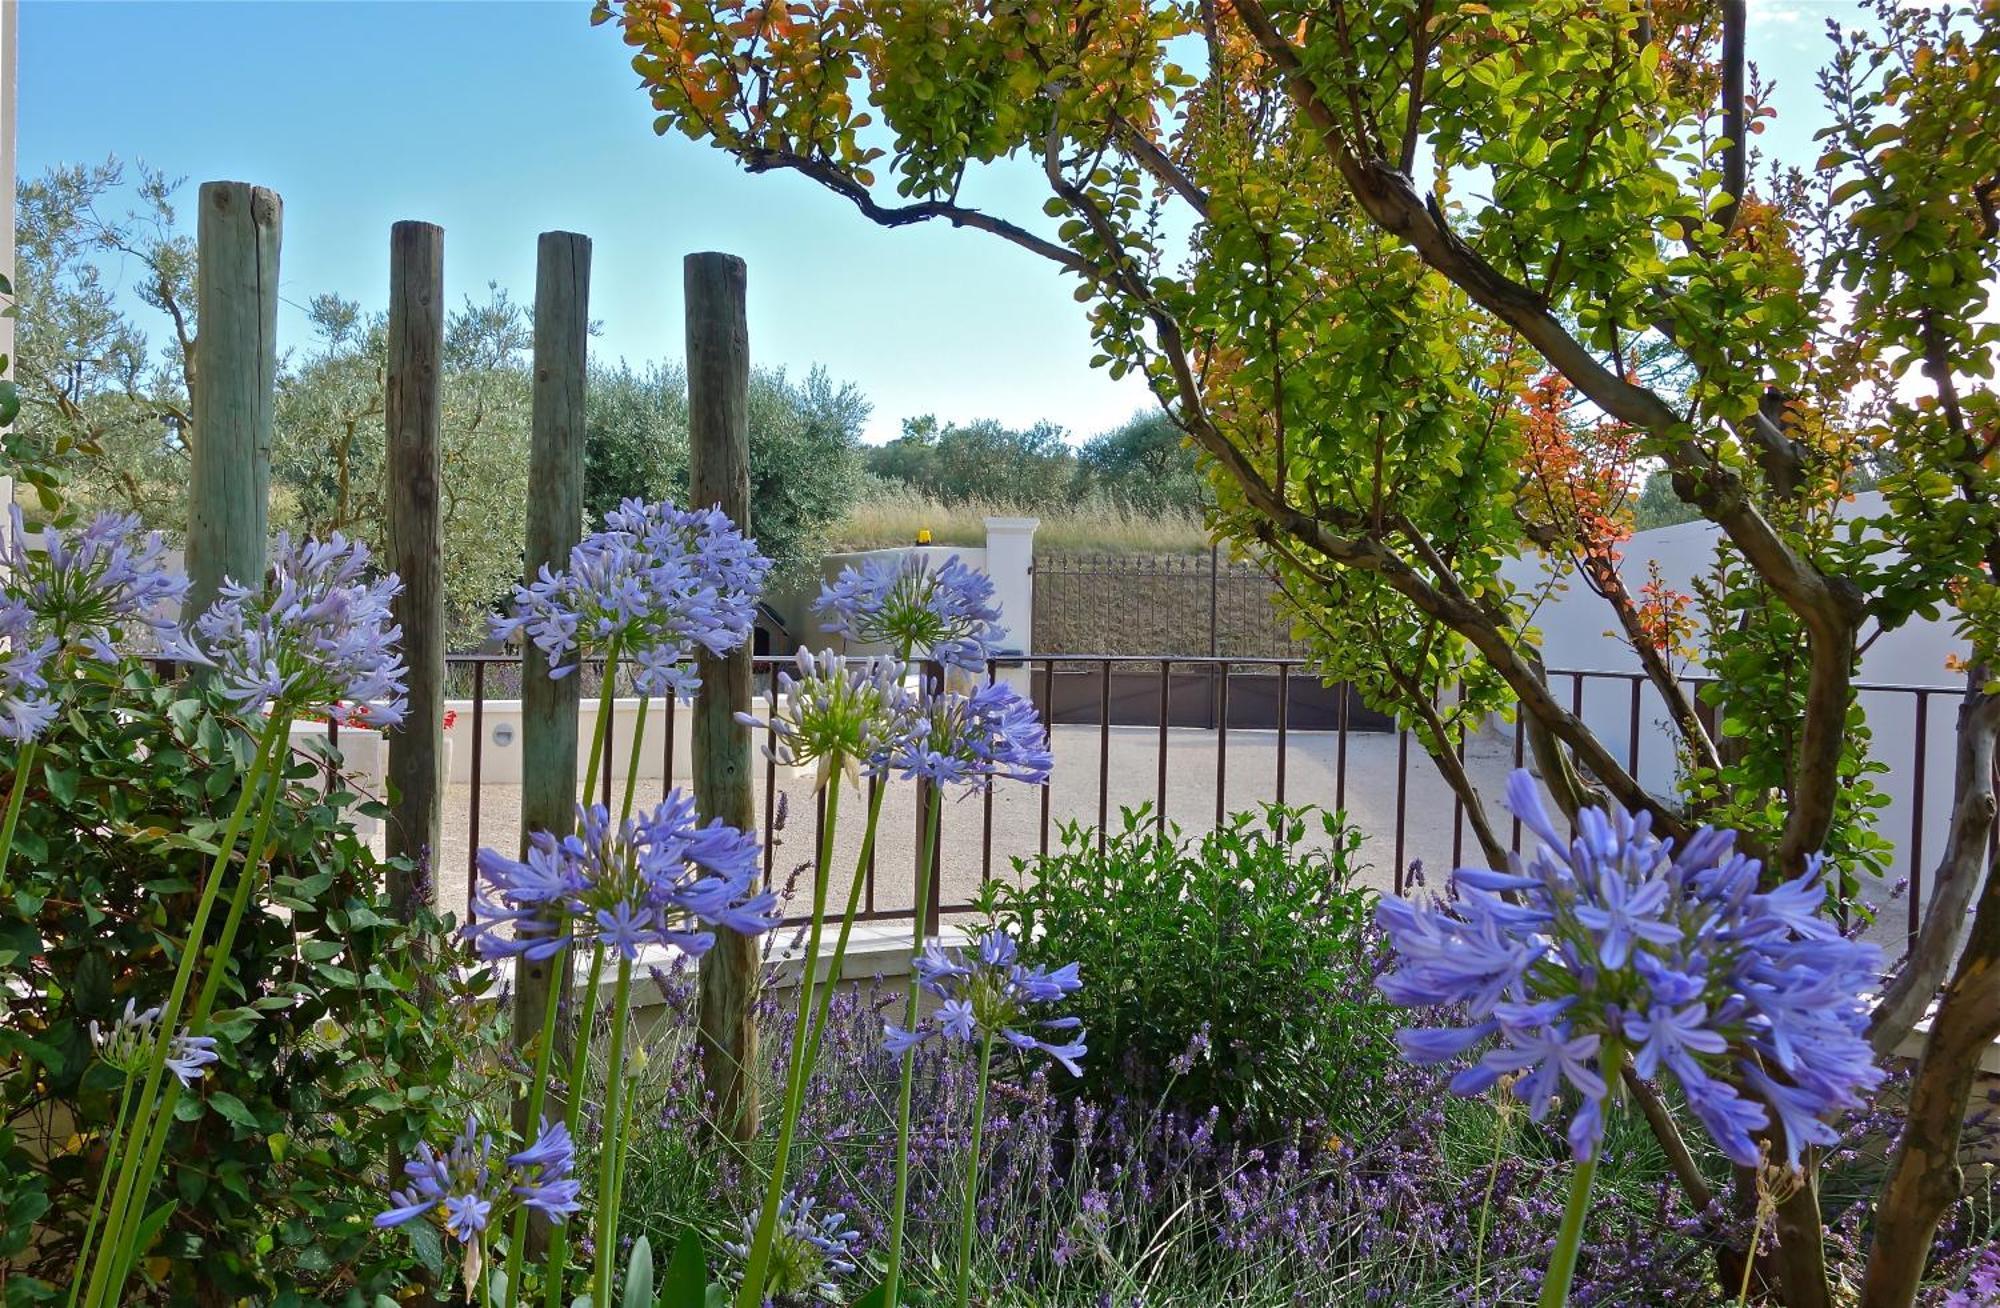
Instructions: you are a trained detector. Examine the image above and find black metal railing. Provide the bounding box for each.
[323,656,1974,950]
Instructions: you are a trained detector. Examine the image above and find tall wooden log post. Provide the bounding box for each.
[688,252,760,1143]
[384,221,445,910]
[184,182,280,622]
[513,233,590,1163]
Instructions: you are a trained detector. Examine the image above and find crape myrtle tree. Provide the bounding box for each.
[598,2,1999,1306]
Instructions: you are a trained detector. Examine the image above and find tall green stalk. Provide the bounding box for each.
[592,955,637,1308]
[953,1032,995,1308]
[65,1067,137,1308]
[540,945,604,1308]
[508,649,623,1308]
[76,713,290,1308]
[801,778,889,1073]
[0,737,38,882]
[882,784,942,1308]
[1539,1150,1600,1308]
[736,775,844,1308]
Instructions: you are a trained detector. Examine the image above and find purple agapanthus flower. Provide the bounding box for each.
[164,1032,220,1087]
[883,681,1052,791]
[4,505,190,662]
[0,597,57,742]
[492,498,768,700]
[735,649,915,790]
[723,1192,860,1302]
[815,552,1002,671]
[1376,769,1884,1166]
[463,793,775,962]
[1942,1244,2000,1308]
[376,1115,581,1246]
[188,533,408,728]
[90,999,164,1073]
[885,928,1086,1075]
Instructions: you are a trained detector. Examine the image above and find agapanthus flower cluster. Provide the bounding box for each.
[189,533,408,728]
[89,1000,217,1087]
[723,1192,860,1302]
[886,929,1086,1075]
[4,505,189,661]
[1941,1244,2000,1308]
[735,649,915,789]
[464,794,774,962]
[376,1116,581,1247]
[816,553,1002,672]
[494,498,769,699]
[886,681,1052,790]
[1377,769,1885,1166]
[0,597,57,742]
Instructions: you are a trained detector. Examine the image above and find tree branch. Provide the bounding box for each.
[737,147,1097,278]
[1715,0,1748,239]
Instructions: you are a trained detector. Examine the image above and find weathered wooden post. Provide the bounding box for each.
[513,233,590,1153]
[184,182,281,620]
[384,221,446,909]
[687,252,760,1143]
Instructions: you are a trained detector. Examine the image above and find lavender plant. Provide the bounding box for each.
[66,530,407,1308]
[884,928,1084,1308]
[1375,770,1886,1306]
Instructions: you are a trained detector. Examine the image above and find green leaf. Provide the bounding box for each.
[848,1286,890,1308]
[661,1230,706,1308]
[207,1091,261,1130]
[624,1233,655,1308]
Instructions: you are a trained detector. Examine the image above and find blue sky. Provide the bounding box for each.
[16,1,1855,444]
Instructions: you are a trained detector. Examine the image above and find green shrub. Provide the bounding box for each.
[0,662,499,1305]
[983,805,1396,1140]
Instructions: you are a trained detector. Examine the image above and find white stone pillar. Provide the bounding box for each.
[982,516,1038,655]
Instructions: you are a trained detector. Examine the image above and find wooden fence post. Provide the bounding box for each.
[384,221,445,908]
[513,233,590,1159]
[184,182,280,621]
[687,251,760,1143]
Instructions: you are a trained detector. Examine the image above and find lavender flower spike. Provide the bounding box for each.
[1375,768,1885,1167]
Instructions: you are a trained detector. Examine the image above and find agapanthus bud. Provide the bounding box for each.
[723,1192,859,1302]
[90,1000,164,1074]
[376,1115,581,1251]
[736,649,914,790]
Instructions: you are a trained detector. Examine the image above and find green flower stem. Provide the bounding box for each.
[1540,1149,1600,1308]
[736,774,844,1308]
[539,944,605,1308]
[105,735,292,1302]
[883,783,942,1308]
[515,647,623,1308]
[65,1067,137,1308]
[592,955,636,1308]
[619,696,651,825]
[78,712,290,1308]
[0,736,39,883]
[954,1031,995,1308]
[1472,1101,1513,1294]
[801,776,890,1074]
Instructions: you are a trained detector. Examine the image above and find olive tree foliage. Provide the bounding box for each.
[10,159,194,529]
[272,288,535,643]
[1078,408,1211,513]
[603,3,1996,1307]
[584,359,868,586]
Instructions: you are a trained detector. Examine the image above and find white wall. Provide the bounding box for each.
[1498,493,1968,916]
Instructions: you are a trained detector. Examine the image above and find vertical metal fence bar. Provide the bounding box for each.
[1157,658,1171,833]
[762,736,777,883]
[981,662,996,884]
[1275,663,1290,808]
[600,661,614,810]
[1215,661,1230,828]
[1510,700,1525,854]
[1336,686,1351,815]
[866,772,881,914]
[663,691,676,798]
[468,660,486,907]
[1451,681,1466,871]
[1908,690,1929,948]
[1627,676,1643,782]
[1394,728,1410,893]
[925,663,944,933]
[1039,658,1054,858]
[1098,657,1111,853]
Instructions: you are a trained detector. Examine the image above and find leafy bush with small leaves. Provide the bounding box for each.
[0,661,500,1305]
[982,805,1397,1141]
